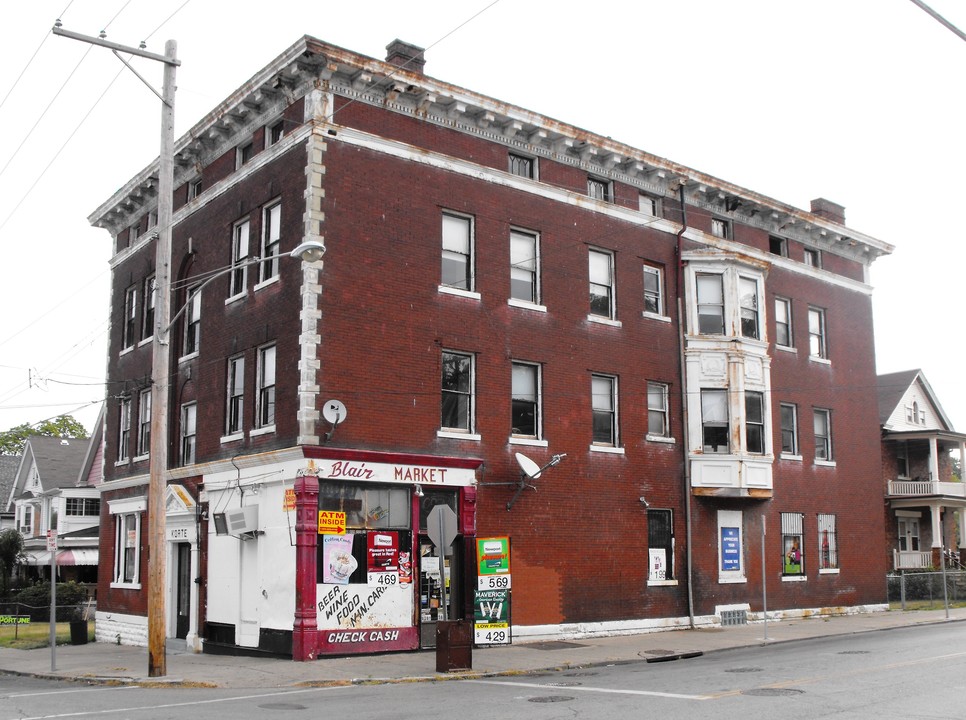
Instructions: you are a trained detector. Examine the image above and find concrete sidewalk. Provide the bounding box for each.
[1,608,964,689]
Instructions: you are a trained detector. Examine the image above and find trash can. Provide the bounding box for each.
[69,620,89,645]
[435,619,472,672]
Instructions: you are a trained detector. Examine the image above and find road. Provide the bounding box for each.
[2,623,964,719]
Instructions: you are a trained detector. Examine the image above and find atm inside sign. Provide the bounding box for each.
[318,511,346,535]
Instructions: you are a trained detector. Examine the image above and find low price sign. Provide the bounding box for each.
[474,588,510,645]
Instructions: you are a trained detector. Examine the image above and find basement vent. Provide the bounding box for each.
[720,609,748,626]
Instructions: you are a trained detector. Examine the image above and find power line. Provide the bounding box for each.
[908,0,966,42]
[0,1,75,114]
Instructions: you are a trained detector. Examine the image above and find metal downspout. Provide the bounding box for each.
[675,181,695,629]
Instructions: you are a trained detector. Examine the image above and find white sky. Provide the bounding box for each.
[1,0,963,437]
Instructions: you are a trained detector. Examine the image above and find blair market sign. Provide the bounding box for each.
[318,460,476,487]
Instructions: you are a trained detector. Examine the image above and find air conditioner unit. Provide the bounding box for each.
[213,505,259,537]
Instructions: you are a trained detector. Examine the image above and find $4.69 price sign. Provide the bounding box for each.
[474,588,510,645]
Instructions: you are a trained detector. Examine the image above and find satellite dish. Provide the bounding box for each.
[323,400,347,425]
[515,452,543,479]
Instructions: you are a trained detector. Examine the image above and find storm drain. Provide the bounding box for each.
[720,609,748,626]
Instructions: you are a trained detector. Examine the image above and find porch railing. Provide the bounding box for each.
[887,480,966,497]
[894,549,933,570]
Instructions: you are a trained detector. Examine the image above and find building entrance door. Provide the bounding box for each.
[899,518,920,552]
[175,542,191,639]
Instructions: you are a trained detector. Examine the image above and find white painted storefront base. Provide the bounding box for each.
[94,611,147,647]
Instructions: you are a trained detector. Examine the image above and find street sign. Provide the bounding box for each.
[426,504,458,554]
[46,530,57,552]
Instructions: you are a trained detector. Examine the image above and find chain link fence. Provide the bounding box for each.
[887,571,966,610]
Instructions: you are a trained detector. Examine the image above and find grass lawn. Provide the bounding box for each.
[0,621,93,649]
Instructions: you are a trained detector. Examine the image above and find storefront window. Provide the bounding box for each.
[319,482,410,529]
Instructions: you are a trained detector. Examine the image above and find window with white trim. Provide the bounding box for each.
[775,297,792,347]
[229,218,249,298]
[780,403,798,456]
[510,229,539,304]
[66,498,100,516]
[441,350,474,432]
[814,408,832,461]
[260,202,281,282]
[187,178,202,200]
[745,391,765,454]
[136,389,151,457]
[695,273,725,334]
[738,276,760,339]
[701,389,729,453]
[808,307,827,359]
[111,500,144,587]
[183,286,201,357]
[122,285,137,349]
[511,361,540,438]
[589,248,616,320]
[639,193,660,216]
[180,403,196,466]
[236,141,253,169]
[647,381,669,437]
[781,512,805,576]
[141,275,156,341]
[441,212,473,291]
[266,119,284,148]
[508,153,535,179]
[647,508,674,581]
[118,398,131,461]
[257,345,276,429]
[643,264,664,316]
[226,354,245,436]
[587,176,612,202]
[803,247,821,268]
[591,374,618,446]
[818,513,838,570]
[711,218,731,239]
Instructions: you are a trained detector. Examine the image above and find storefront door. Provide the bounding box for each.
[175,542,190,639]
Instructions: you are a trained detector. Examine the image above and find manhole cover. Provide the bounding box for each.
[838,650,870,655]
[258,703,308,710]
[529,696,575,703]
[528,641,586,650]
[742,688,805,697]
[725,667,763,673]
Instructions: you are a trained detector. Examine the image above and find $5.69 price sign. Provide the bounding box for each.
[478,573,511,590]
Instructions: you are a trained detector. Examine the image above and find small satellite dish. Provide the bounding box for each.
[515,452,543,479]
[323,400,347,425]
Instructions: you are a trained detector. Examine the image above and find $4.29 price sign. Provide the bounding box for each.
[474,587,510,645]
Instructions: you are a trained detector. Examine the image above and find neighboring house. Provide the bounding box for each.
[879,370,966,570]
[0,455,19,530]
[90,36,893,656]
[7,419,103,583]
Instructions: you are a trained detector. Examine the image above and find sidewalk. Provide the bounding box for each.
[1,608,964,689]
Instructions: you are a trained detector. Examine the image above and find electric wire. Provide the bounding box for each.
[0,1,75,114]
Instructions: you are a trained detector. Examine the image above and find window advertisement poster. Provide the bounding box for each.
[721,527,741,572]
[476,536,511,590]
[474,587,511,645]
[323,534,357,584]
[648,549,667,581]
[367,531,399,585]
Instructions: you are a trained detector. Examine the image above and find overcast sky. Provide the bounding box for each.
[1,0,963,437]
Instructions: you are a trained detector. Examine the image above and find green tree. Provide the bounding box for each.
[0,529,25,597]
[0,415,89,456]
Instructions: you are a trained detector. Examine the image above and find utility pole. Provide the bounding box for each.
[53,26,179,678]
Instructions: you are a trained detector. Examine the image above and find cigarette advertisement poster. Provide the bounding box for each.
[476,536,510,575]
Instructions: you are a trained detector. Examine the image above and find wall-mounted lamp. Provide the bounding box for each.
[414,485,425,498]
[639,496,650,508]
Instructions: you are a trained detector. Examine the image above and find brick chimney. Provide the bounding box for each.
[385,39,425,74]
[810,198,845,225]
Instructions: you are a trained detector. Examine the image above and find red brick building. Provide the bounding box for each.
[91,36,893,656]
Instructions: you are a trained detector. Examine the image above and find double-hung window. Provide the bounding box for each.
[511,362,540,438]
[441,350,473,432]
[260,202,281,283]
[508,153,535,179]
[266,119,284,147]
[589,249,615,319]
[257,345,276,428]
[112,507,142,586]
[180,403,196,466]
[814,408,832,461]
[803,247,821,268]
[780,403,799,456]
[818,513,838,570]
[183,286,201,356]
[441,212,473,291]
[695,273,725,335]
[711,218,731,239]
[509,229,539,304]
[701,389,729,453]
[230,219,250,298]
[591,374,618,446]
[587,177,612,202]
[647,382,669,437]
[738,277,759,340]
[226,355,245,436]
[136,389,151,457]
[774,297,792,347]
[647,509,674,581]
[781,512,805,576]
[236,141,253,169]
[118,398,131,461]
[808,307,827,359]
[639,193,659,216]
[745,391,765,454]
[642,265,664,316]
[122,286,137,349]
[141,275,156,341]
